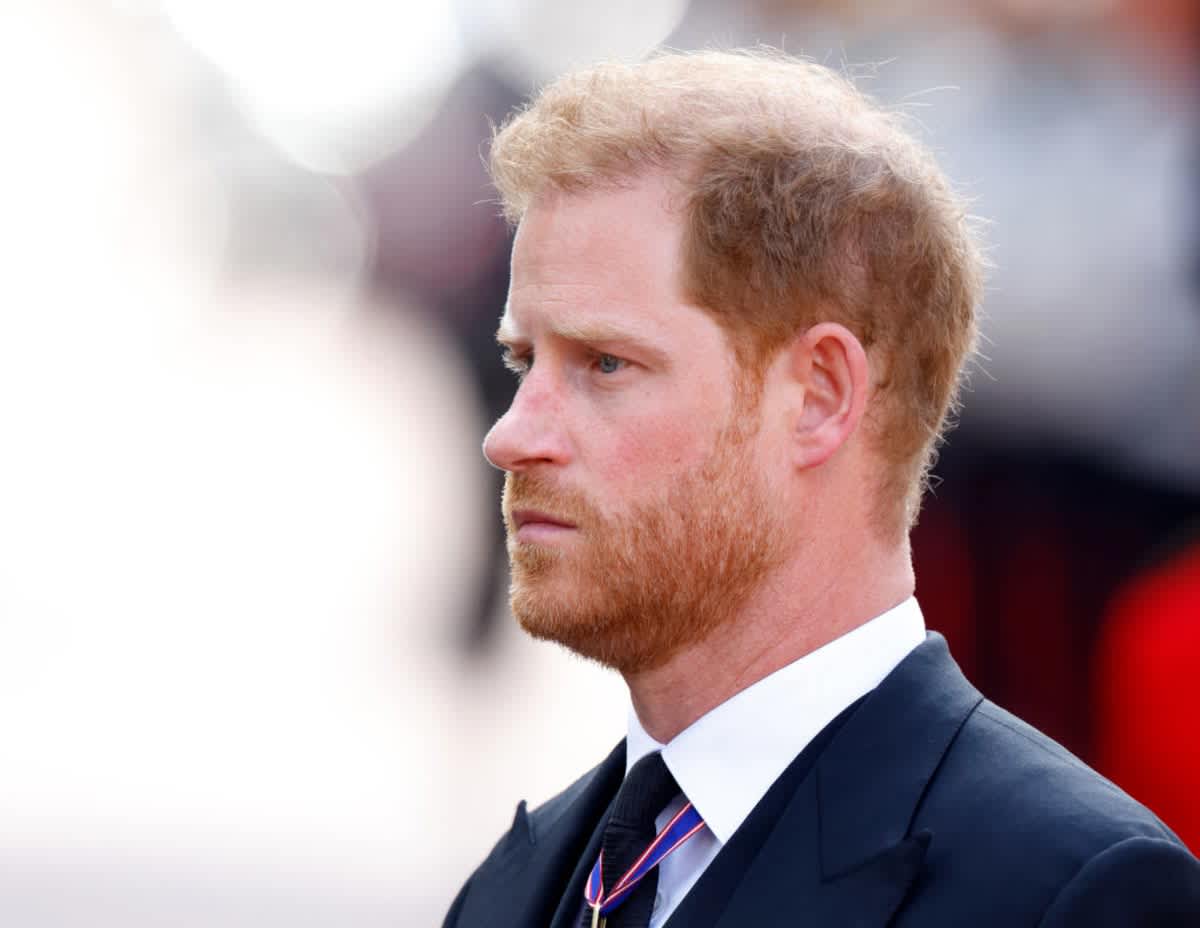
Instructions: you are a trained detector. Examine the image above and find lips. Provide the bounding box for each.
[510,509,577,530]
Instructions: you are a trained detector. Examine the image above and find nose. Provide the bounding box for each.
[482,380,570,472]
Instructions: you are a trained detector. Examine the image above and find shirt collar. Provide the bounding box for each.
[625,597,926,844]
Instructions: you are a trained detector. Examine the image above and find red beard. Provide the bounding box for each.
[501,418,784,674]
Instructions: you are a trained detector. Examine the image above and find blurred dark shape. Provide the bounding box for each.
[360,63,524,655]
[1093,525,1200,853]
[914,449,1200,760]
[909,493,976,683]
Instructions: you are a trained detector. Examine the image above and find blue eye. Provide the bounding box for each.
[596,354,624,374]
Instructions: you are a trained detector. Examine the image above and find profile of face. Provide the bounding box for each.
[482,175,793,675]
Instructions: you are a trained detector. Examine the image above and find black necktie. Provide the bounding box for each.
[582,751,681,928]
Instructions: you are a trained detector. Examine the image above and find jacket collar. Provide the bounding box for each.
[627,597,926,846]
[817,631,981,879]
[701,632,982,927]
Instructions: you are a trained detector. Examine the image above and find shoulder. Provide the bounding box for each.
[1038,835,1200,926]
[944,700,1181,847]
[907,698,1200,925]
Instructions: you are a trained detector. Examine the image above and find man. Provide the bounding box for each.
[445,50,1200,927]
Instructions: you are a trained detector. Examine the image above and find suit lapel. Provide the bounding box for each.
[708,633,982,927]
[458,741,625,928]
[546,773,619,928]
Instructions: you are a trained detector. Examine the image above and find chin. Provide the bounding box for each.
[509,582,687,675]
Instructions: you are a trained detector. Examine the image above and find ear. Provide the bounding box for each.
[786,322,870,470]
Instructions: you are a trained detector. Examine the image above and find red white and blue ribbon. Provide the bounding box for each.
[584,801,706,918]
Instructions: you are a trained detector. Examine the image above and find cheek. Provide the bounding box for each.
[575,359,736,492]
[592,412,713,492]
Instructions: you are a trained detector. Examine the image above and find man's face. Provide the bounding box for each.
[483,176,790,674]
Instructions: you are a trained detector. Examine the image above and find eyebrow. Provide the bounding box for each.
[495,314,672,365]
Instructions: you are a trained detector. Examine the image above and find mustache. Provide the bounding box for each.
[503,473,597,529]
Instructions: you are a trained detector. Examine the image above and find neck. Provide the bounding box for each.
[624,540,915,744]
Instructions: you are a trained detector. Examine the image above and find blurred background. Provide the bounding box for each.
[0,0,1197,924]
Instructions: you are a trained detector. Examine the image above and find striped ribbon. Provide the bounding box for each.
[584,800,705,918]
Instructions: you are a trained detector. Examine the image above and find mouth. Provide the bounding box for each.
[510,509,578,542]
[511,509,577,530]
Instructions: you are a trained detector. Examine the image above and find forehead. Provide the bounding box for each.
[500,177,690,339]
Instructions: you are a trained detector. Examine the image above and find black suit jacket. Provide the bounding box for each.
[444,634,1200,926]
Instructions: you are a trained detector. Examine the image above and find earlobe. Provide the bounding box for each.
[790,323,869,470]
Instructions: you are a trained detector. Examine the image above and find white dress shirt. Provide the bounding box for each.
[622,597,926,927]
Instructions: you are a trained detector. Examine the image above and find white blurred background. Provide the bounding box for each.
[0,0,1197,924]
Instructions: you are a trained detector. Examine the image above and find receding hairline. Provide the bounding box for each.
[488,48,897,225]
